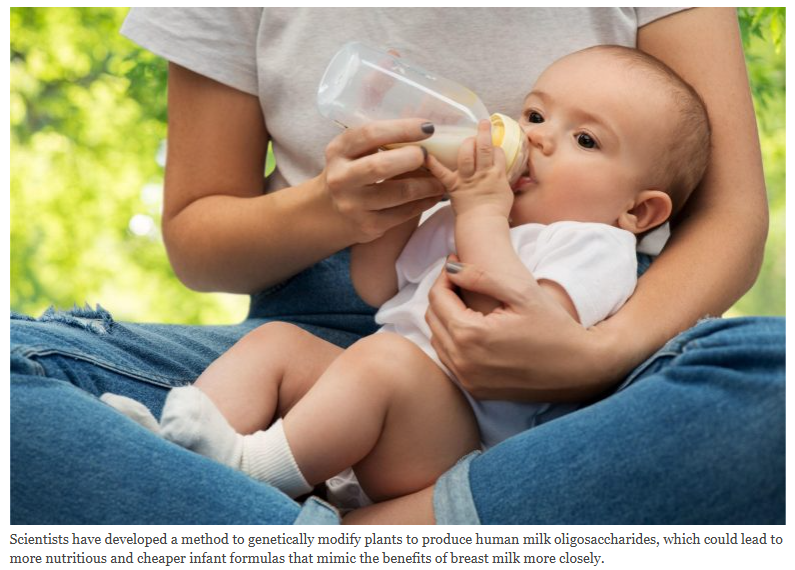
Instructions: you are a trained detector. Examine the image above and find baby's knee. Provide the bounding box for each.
[244,321,311,347]
[345,333,440,391]
[347,333,416,368]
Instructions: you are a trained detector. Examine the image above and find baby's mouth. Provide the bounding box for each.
[511,174,535,193]
[511,160,535,193]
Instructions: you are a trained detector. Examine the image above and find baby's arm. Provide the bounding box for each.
[350,217,421,307]
[428,121,579,320]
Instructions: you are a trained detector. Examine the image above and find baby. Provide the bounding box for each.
[103,45,710,509]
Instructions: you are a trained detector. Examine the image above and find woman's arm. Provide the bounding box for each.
[608,7,768,360]
[425,8,767,400]
[163,64,443,294]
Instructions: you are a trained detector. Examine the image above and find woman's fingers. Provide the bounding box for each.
[426,263,468,330]
[322,119,444,241]
[375,195,443,230]
[331,118,434,159]
[327,143,425,189]
[426,266,469,375]
[365,175,444,210]
[443,261,532,307]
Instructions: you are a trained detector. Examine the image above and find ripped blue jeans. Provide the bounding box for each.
[11,250,785,523]
[11,250,375,524]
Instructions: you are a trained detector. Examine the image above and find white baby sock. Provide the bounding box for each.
[159,385,243,469]
[100,393,160,434]
[135,386,311,498]
[241,419,313,498]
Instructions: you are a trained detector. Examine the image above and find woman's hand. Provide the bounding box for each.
[321,119,445,243]
[426,257,628,402]
[165,63,443,293]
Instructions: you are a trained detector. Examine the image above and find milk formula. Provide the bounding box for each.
[317,42,528,184]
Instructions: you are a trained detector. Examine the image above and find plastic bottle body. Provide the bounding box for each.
[317,42,527,184]
[317,42,489,132]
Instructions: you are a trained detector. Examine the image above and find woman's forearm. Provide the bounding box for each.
[163,175,354,293]
[163,63,444,294]
[164,62,344,294]
[596,7,769,377]
[423,8,768,403]
[597,196,766,378]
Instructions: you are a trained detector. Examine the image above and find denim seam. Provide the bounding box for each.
[11,346,192,389]
[618,329,714,392]
[615,348,681,392]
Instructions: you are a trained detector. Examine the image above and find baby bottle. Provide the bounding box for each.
[317,42,528,185]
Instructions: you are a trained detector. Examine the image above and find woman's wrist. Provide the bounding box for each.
[306,172,363,246]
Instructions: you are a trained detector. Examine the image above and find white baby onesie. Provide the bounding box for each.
[376,205,638,447]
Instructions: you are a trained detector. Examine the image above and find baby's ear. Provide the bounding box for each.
[617,190,672,234]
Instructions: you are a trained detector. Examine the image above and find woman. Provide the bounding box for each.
[11,8,783,524]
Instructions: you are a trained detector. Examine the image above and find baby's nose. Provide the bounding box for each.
[527,127,553,154]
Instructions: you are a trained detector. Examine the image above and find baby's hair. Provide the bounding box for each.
[577,45,712,217]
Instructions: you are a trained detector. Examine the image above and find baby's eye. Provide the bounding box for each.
[527,111,544,124]
[576,132,598,149]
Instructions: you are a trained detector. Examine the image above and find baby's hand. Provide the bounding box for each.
[426,119,513,219]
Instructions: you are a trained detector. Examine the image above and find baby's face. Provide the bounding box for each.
[510,50,675,229]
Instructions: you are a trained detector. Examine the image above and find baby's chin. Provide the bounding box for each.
[508,212,537,227]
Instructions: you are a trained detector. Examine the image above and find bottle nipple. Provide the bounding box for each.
[490,113,529,186]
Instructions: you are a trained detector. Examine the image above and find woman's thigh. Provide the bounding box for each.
[10,310,359,524]
[11,371,307,524]
[10,251,376,523]
[437,317,785,524]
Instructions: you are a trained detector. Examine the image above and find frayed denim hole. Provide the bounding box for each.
[37,303,115,335]
[11,311,37,322]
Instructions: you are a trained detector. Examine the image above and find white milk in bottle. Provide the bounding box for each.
[317,42,528,184]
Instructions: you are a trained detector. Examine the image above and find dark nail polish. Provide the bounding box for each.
[445,261,464,274]
[421,122,435,134]
[421,146,428,161]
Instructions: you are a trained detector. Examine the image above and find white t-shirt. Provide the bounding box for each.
[377,205,638,448]
[121,8,687,196]
[121,7,684,505]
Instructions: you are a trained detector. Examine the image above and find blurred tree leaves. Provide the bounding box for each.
[11,7,247,323]
[730,7,786,317]
[9,8,786,324]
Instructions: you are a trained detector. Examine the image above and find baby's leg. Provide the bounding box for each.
[156,322,342,474]
[282,332,480,502]
[195,322,343,434]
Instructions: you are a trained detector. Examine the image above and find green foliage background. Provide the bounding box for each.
[10,8,786,324]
